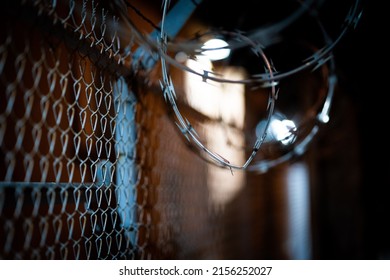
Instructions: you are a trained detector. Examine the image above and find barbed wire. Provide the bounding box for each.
[120,0,361,83]
[159,28,277,170]
[153,0,361,171]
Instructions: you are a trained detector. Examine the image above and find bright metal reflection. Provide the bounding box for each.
[256,113,297,145]
[270,118,297,145]
[201,38,231,61]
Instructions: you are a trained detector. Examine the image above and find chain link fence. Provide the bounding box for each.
[0,0,218,259]
[0,0,138,259]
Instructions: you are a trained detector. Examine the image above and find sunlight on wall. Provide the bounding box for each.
[185,58,245,129]
[184,57,246,208]
[206,123,246,209]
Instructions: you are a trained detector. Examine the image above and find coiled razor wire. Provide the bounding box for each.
[159,29,277,170]
[129,0,362,85]
[248,60,338,173]
[248,3,340,173]
[153,0,362,171]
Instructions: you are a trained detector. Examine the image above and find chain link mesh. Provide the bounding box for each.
[1,0,139,259]
[0,0,230,260]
